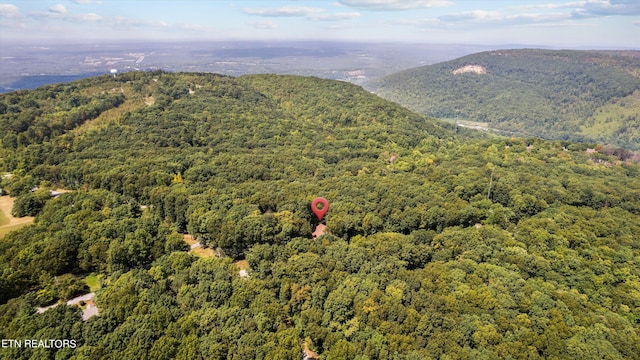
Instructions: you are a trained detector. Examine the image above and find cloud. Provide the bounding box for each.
[175,23,216,32]
[508,2,588,10]
[242,6,359,21]
[0,4,21,18]
[71,13,103,22]
[71,0,101,4]
[29,10,67,20]
[249,20,278,29]
[438,10,571,26]
[29,11,59,20]
[439,10,503,23]
[242,6,325,17]
[31,4,74,20]
[337,0,452,10]
[49,4,67,14]
[571,0,640,18]
[392,17,441,28]
[27,9,171,32]
[317,12,360,21]
[416,0,638,29]
[104,15,169,31]
[508,0,640,17]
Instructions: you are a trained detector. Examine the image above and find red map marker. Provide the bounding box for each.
[311,197,329,221]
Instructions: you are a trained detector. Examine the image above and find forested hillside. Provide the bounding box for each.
[369,49,640,149]
[1,72,639,359]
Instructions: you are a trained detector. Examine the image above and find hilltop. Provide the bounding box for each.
[369,49,640,149]
[1,72,639,359]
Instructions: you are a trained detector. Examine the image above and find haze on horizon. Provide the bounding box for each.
[0,0,638,49]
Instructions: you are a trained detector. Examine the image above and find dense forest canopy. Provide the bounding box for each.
[1,71,639,359]
[368,49,640,150]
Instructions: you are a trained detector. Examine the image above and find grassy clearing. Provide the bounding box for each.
[191,247,216,258]
[0,196,13,222]
[440,117,490,131]
[0,223,32,239]
[0,207,8,226]
[183,234,216,258]
[73,84,151,136]
[183,234,197,246]
[84,273,101,292]
[0,196,35,239]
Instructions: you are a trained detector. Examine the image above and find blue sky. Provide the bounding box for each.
[0,1,638,47]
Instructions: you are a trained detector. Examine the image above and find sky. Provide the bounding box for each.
[0,0,638,48]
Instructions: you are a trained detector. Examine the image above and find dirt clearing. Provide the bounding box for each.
[0,196,34,239]
[183,234,216,258]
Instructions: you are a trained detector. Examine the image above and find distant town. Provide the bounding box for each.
[1,40,501,92]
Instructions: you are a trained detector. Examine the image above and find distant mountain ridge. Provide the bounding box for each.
[369,49,640,149]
